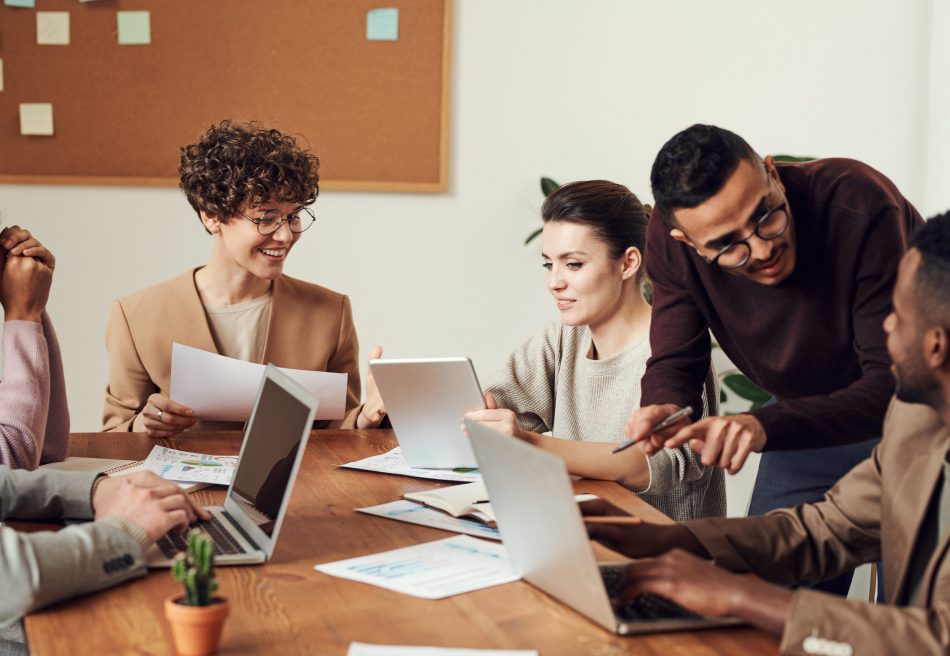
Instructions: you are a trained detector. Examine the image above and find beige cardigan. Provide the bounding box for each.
[102,269,361,432]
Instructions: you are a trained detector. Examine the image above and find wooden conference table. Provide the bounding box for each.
[23,430,778,655]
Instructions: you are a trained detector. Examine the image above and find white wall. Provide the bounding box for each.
[0,0,937,532]
[923,0,950,216]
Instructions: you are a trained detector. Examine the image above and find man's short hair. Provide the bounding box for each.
[650,124,759,225]
[179,121,320,231]
[910,211,950,326]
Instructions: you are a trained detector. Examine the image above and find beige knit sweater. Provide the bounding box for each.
[485,321,725,521]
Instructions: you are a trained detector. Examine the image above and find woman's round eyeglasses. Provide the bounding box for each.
[240,207,316,236]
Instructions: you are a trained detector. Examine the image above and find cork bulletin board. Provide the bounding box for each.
[0,0,452,192]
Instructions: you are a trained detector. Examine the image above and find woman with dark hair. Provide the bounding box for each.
[102,121,385,436]
[467,180,724,520]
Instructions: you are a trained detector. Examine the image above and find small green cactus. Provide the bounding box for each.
[171,529,219,606]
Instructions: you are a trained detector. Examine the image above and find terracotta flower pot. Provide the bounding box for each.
[164,594,230,656]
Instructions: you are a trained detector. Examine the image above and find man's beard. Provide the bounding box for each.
[894,367,938,405]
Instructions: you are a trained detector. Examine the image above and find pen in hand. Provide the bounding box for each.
[611,405,694,454]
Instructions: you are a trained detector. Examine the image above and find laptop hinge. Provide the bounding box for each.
[222,509,261,551]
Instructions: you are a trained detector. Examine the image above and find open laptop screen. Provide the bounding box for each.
[228,375,313,537]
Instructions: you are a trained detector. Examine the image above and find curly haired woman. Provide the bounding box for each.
[102,121,384,436]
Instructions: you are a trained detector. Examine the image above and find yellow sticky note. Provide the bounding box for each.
[37,11,70,46]
[20,103,54,136]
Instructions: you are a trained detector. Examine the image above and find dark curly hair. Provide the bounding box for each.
[650,124,758,226]
[179,121,320,231]
[911,211,950,325]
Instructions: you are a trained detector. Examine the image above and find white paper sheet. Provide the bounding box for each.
[340,447,481,483]
[357,500,502,541]
[315,535,518,599]
[348,644,537,656]
[169,343,346,421]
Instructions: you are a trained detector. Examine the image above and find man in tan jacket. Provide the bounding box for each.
[584,211,950,655]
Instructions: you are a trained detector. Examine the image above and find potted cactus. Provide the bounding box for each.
[164,530,230,656]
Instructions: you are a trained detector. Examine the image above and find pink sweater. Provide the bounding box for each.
[0,314,70,469]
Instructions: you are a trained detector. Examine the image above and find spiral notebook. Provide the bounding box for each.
[42,457,208,492]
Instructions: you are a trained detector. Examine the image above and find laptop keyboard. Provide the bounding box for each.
[156,515,245,559]
[600,565,701,622]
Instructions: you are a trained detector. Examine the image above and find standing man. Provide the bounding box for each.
[584,212,950,655]
[628,125,922,593]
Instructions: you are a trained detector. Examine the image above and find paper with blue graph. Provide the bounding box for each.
[357,500,502,541]
[314,535,518,599]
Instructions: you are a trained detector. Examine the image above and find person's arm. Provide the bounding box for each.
[755,203,919,451]
[482,322,562,434]
[0,322,54,469]
[102,299,157,432]
[586,427,884,583]
[0,467,146,626]
[327,295,362,429]
[605,543,950,655]
[0,468,207,627]
[38,312,69,464]
[638,213,713,418]
[0,238,57,469]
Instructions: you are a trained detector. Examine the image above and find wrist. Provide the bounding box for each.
[522,431,543,446]
[357,405,373,428]
[90,474,107,511]
[4,311,42,323]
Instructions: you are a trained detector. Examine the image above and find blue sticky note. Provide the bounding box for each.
[5,0,36,8]
[117,10,151,45]
[366,8,398,41]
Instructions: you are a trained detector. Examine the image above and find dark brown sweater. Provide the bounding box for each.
[641,158,923,450]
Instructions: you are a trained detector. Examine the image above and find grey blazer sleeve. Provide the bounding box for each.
[0,467,98,521]
[0,467,148,628]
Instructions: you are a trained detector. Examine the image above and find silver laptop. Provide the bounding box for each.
[147,364,317,567]
[464,418,743,635]
[369,357,484,468]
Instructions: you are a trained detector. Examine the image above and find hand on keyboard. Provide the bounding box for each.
[94,471,210,541]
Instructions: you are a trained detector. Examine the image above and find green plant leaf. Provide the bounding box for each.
[722,374,771,405]
[772,154,816,163]
[524,227,543,245]
[540,177,560,197]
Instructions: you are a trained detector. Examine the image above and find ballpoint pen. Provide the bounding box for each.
[611,405,693,454]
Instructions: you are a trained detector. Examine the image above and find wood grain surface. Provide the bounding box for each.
[22,430,778,655]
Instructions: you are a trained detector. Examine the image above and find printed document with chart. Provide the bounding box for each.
[315,535,518,599]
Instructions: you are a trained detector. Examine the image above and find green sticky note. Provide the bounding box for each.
[4,0,36,8]
[366,8,398,41]
[117,11,151,45]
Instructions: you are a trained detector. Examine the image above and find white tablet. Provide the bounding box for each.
[369,357,485,468]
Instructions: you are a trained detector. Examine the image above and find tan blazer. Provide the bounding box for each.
[103,270,361,432]
[687,399,950,655]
